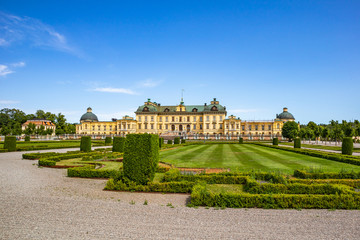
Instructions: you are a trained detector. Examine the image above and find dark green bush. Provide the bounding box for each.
[167,139,172,145]
[342,137,353,155]
[123,134,159,185]
[4,136,16,152]
[272,138,278,146]
[105,137,112,146]
[294,138,301,149]
[239,138,244,144]
[25,136,30,142]
[174,137,180,144]
[38,159,56,166]
[159,138,164,148]
[80,136,91,152]
[294,169,360,179]
[182,139,186,144]
[22,152,58,160]
[68,166,118,178]
[289,179,360,188]
[112,137,125,152]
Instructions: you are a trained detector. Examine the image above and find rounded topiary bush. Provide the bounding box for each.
[167,139,172,145]
[294,138,301,149]
[174,137,180,144]
[25,135,30,142]
[80,136,91,152]
[272,138,279,146]
[342,137,353,155]
[239,138,244,144]
[113,137,125,152]
[4,136,16,152]
[105,137,112,146]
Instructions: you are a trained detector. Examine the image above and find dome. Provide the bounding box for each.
[80,107,98,122]
[277,107,295,120]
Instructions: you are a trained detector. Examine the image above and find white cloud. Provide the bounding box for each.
[0,65,13,77]
[0,11,81,57]
[0,100,20,104]
[11,61,26,67]
[93,87,137,95]
[138,79,162,88]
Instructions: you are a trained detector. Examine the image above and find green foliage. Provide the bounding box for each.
[167,139,172,144]
[105,137,112,145]
[294,169,360,179]
[80,136,91,152]
[159,138,164,148]
[289,179,360,188]
[25,135,30,142]
[22,152,58,160]
[67,166,118,178]
[112,137,125,152]
[272,138,278,146]
[4,136,16,151]
[294,138,301,149]
[181,139,186,144]
[282,121,299,140]
[239,138,244,144]
[38,159,56,166]
[342,137,353,155]
[123,134,159,185]
[174,137,180,144]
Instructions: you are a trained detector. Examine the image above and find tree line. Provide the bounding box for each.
[0,108,76,136]
[282,120,360,143]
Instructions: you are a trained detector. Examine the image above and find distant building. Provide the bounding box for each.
[75,98,297,140]
[22,119,56,135]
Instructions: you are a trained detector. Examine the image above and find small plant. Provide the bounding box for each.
[130,200,135,205]
[144,199,148,205]
[167,202,173,207]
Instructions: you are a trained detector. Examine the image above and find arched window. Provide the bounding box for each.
[143,107,149,112]
[211,106,218,111]
[192,108,198,112]
[164,108,170,112]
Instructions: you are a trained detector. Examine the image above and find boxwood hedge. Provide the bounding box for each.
[4,136,16,152]
[80,136,91,152]
[112,137,125,152]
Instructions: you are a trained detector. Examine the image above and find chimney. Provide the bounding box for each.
[204,103,207,106]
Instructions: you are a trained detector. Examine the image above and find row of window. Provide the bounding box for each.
[138,116,224,122]
[82,124,134,130]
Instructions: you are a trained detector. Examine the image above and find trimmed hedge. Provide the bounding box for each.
[159,138,164,148]
[80,136,91,152]
[181,139,186,144]
[123,134,159,185]
[112,137,125,152]
[239,138,244,144]
[288,179,360,188]
[174,137,180,144]
[272,138,278,146]
[294,138,301,149]
[25,136,30,142]
[67,166,117,178]
[342,137,353,155]
[167,139,172,145]
[23,152,58,160]
[105,137,112,146]
[38,159,56,166]
[104,178,195,193]
[294,169,360,179]
[4,136,16,152]
[190,184,360,209]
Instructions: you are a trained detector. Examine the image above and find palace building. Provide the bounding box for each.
[75,98,296,140]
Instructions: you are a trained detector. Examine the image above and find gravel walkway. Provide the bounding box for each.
[1,148,360,239]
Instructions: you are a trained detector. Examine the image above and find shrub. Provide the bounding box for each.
[239,138,244,144]
[342,137,353,155]
[38,159,56,166]
[181,139,186,144]
[123,134,159,185]
[25,136,30,142]
[105,137,112,146]
[68,166,118,178]
[4,136,16,152]
[272,138,278,146]
[288,179,360,188]
[167,139,172,145]
[80,136,91,152]
[159,138,164,148]
[294,169,360,179]
[112,137,125,152]
[174,137,180,144]
[294,138,301,149]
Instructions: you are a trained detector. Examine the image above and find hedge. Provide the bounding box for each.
[190,184,360,209]
[181,139,186,144]
[38,159,56,166]
[272,138,278,146]
[288,179,360,188]
[253,143,360,166]
[159,138,164,148]
[25,136,30,142]
[239,138,244,144]
[294,138,301,149]
[105,137,112,146]
[174,137,180,144]
[4,136,16,152]
[123,134,159,185]
[113,137,125,152]
[167,139,172,144]
[67,166,118,178]
[80,136,91,152]
[104,178,195,193]
[294,169,360,179]
[22,152,58,160]
[342,137,353,155]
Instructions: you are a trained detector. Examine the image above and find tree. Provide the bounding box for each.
[299,128,306,141]
[11,122,23,135]
[330,124,343,146]
[45,128,54,136]
[321,127,329,145]
[0,124,11,135]
[305,128,314,143]
[341,121,354,137]
[24,123,36,136]
[281,121,299,141]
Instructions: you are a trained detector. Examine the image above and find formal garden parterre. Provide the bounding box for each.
[21,135,360,209]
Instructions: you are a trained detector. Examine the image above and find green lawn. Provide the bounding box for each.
[279,142,360,152]
[160,144,360,173]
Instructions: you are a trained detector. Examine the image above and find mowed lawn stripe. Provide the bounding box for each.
[205,144,225,168]
[243,144,304,170]
[229,144,269,170]
[160,144,201,158]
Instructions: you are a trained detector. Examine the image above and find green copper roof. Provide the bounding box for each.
[80,112,98,121]
[135,102,226,113]
[277,110,295,120]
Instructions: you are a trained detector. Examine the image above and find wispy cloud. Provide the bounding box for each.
[0,100,20,104]
[0,11,81,57]
[137,79,162,88]
[0,61,26,77]
[93,87,137,95]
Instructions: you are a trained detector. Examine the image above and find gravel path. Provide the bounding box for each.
[1,148,360,239]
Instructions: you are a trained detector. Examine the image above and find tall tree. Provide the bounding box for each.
[282,121,299,141]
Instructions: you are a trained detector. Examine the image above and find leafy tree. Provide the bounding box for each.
[330,124,343,145]
[321,127,329,145]
[299,128,306,140]
[24,123,36,136]
[282,121,299,141]
[11,122,23,135]
[305,128,314,143]
[45,128,54,135]
[0,125,11,135]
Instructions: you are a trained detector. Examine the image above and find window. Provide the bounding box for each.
[187,116,190,122]
[145,116,148,121]
[192,108,198,112]
[200,124,203,130]
[151,116,154,121]
[127,124,130,129]
[211,106,218,111]
[159,125,162,129]
[255,125,258,130]
[193,124,196,130]
[236,124,239,129]
[143,107,149,112]
[144,123,148,129]
[104,125,106,130]
[268,125,272,130]
[200,117,203,121]
[277,124,280,129]
[213,116,216,121]
[159,117,162,122]
[249,125,252,131]
[220,124,223,129]
[85,124,87,129]
[164,108,169,112]
[151,124,154,129]
[110,126,112,131]
[92,126,95,130]
[179,117,182,122]
[138,124,141,129]
[166,117,168,122]
[213,124,216,129]
[138,116,141,121]
[206,116,210,121]
[220,116,223,121]
[242,125,245,130]
[206,124,210,129]
[172,117,175,122]
[166,124,168,130]
[262,125,265,130]
[193,116,196,122]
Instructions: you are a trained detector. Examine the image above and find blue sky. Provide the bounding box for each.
[1,0,359,124]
